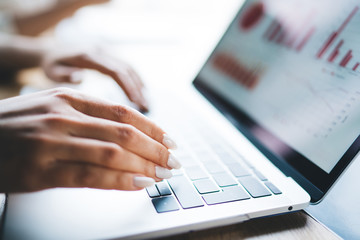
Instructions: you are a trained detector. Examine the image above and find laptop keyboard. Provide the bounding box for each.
[145,119,282,213]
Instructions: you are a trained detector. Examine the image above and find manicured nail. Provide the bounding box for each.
[167,153,182,169]
[133,176,155,188]
[155,166,173,179]
[163,134,178,150]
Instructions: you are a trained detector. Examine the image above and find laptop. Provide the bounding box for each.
[3,0,360,239]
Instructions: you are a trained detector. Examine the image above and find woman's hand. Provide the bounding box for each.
[0,87,180,193]
[41,49,149,112]
[0,34,148,112]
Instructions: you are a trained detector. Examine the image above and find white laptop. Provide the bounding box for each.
[3,0,360,239]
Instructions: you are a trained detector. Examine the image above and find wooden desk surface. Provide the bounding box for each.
[157,211,339,240]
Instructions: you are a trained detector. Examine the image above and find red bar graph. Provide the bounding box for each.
[263,16,315,52]
[317,32,338,59]
[352,62,360,71]
[268,23,282,41]
[327,40,344,62]
[339,50,352,67]
[263,19,278,39]
[212,52,260,89]
[317,6,359,59]
[296,27,316,52]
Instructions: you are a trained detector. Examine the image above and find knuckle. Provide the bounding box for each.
[143,161,155,178]
[118,125,137,143]
[100,144,120,166]
[42,115,66,128]
[157,147,169,166]
[50,87,75,101]
[114,105,133,123]
[116,172,133,190]
[149,124,162,141]
[76,166,97,187]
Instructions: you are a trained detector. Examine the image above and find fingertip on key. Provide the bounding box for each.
[163,134,178,150]
[167,153,182,170]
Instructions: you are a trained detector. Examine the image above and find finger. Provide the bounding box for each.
[62,116,175,169]
[49,136,174,179]
[46,65,83,83]
[114,74,149,113]
[126,68,149,112]
[128,68,144,90]
[60,54,148,111]
[46,161,155,191]
[58,90,173,148]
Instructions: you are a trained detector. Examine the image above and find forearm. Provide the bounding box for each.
[0,33,51,72]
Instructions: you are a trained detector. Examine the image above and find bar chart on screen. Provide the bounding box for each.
[239,1,360,73]
[237,0,319,53]
[261,10,316,53]
[316,6,360,72]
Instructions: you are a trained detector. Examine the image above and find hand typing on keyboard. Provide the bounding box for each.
[0,88,181,193]
[146,116,282,213]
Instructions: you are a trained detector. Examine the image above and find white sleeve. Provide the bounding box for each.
[0,11,16,33]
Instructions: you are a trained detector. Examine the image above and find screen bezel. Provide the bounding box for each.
[192,3,360,203]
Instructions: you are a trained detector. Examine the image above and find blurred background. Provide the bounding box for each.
[2,0,243,104]
[54,0,242,87]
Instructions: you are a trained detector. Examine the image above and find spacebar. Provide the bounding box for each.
[167,176,204,209]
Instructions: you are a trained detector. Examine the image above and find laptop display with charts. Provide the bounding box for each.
[3,0,360,239]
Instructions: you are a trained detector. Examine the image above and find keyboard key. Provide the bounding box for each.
[146,185,160,198]
[264,181,282,195]
[179,156,197,167]
[208,143,225,152]
[203,161,225,174]
[226,162,251,177]
[212,172,238,187]
[202,186,250,205]
[176,152,192,159]
[242,158,255,169]
[215,151,238,164]
[195,152,218,162]
[193,146,211,155]
[156,182,172,196]
[167,176,204,209]
[171,169,184,176]
[193,179,220,194]
[238,176,271,198]
[187,139,204,148]
[152,196,179,213]
[229,148,254,168]
[254,170,267,181]
[185,166,208,180]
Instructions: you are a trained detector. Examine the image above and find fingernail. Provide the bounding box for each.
[163,134,178,150]
[133,176,155,188]
[167,153,182,169]
[155,166,173,179]
[140,101,149,113]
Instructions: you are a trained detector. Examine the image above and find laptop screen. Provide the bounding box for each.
[194,0,360,201]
